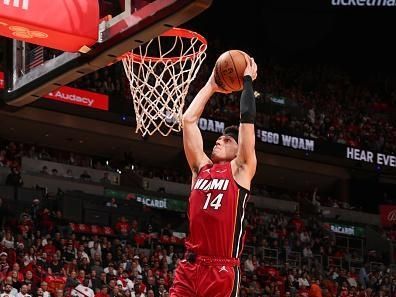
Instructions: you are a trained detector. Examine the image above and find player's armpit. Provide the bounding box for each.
[235,123,257,179]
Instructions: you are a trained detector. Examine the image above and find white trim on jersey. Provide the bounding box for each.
[233,266,240,297]
[235,193,249,257]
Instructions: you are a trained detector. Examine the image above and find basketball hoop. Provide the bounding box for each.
[121,27,207,136]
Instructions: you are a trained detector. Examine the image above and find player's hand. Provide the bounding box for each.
[207,69,232,94]
[244,55,257,81]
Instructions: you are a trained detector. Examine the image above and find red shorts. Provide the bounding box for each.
[170,255,241,297]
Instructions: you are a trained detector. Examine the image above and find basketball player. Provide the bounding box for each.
[170,55,258,297]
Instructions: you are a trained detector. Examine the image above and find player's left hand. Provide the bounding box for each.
[244,56,257,81]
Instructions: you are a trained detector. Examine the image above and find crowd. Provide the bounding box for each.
[63,52,396,155]
[1,137,357,213]
[192,61,396,154]
[0,189,393,297]
[3,2,396,155]
[0,139,113,173]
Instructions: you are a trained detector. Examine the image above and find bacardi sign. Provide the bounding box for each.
[44,86,109,111]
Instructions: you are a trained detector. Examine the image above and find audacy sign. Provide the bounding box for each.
[332,0,396,5]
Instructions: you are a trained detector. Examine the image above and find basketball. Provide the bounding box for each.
[214,50,250,92]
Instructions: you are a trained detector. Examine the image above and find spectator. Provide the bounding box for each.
[244,255,255,273]
[64,169,74,179]
[48,254,63,275]
[100,172,111,184]
[359,263,369,288]
[40,166,49,175]
[1,283,17,297]
[309,277,322,297]
[34,288,44,297]
[114,217,130,238]
[54,290,63,297]
[161,224,173,237]
[94,286,109,297]
[16,285,31,297]
[80,171,91,182]
[38,150,51,161]
[40,282,51,297]
[106,198,118,208]
[71,279,94,297]
[0,197,9,229]
[5,167,23,187]
[0,252,9,275]
[1,231,14,249]
[53,211,71,237]
[30,199,40,221]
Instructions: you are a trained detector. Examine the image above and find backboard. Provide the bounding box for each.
[0,0,212,107]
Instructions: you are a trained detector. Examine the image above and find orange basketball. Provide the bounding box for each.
[214,50,249,92]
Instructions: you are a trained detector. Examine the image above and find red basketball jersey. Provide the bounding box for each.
[185,162,250,258]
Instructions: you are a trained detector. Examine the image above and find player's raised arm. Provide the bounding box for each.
[182,72,217,175]
[234,57,258,185]
[182,71,230,175]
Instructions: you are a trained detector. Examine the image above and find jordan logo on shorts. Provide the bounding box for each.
[219,266,228,273]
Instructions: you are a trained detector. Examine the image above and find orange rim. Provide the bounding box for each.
[122,27,207,63]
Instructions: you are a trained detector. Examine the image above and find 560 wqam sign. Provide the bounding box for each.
[256,130,315,152]
[198,121,315,152]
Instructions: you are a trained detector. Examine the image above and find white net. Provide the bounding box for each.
[122,28,207,136]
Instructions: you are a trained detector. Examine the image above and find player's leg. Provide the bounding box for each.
[169,260,197,297]
[198,265,240,297]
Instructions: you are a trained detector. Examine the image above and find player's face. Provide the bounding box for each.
[211,135,238,163]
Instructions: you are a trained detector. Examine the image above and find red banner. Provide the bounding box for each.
[380,205,396,227]
[0,1,98,52]
[44,86,109,111]
[0,71,4,89]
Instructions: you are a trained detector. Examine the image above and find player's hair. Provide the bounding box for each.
[223,125,239,143]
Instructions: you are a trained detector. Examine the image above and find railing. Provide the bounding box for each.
[335,235,365,260]
[369,261,385,272]
[389,264,396,273]
[327,256,343,269]
[348,259,363,272]
[243,245,256,257]
[287,251,301,268]
[262,248,279,267]
[313,254,323,267]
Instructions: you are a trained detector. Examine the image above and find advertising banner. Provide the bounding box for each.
[379,205,396,227]
[44,86,109,111]
[326,222,365,237]
[104,189,187,212]
[0,71,4,89]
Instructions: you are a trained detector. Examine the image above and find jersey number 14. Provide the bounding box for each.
[203,193,224,210]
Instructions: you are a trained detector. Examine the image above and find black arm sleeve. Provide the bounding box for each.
[240,75,256,124]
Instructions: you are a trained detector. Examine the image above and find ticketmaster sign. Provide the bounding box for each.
[331,0,396,6]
